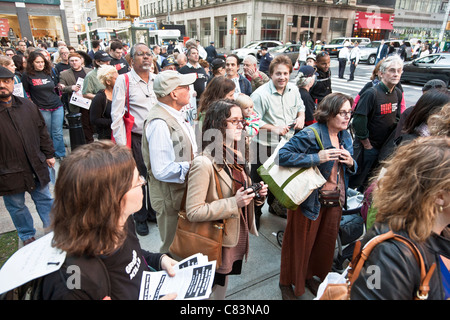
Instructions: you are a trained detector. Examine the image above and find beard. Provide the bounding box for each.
[0,90,12,99]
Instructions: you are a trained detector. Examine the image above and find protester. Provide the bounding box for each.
[89,65,118,140]
[349,55,404,191]
[296,65,318,126]
[197,76,236,124]
[225,54,252,97]
[395,89,450,146]
[296,41,311,68]
[59,52,93,142]
[428,103,450,137]
[208,58,226,82]
[250,54,305,226]
[277,93,356,299]
[111,43,158,236]
[161,56,178,71]
[185,99,268,300]
[351,136,450,300]
[142,70,197,253]
[41,141,178,300]
[305,54,316,67]
[309,52,331,104]
[243,55,269,93]
[178,47,208,104]
[0,66,55,246]
[109,40,130,75]
[82,50,111,100]
[22,50,66,159]
[176,52,187,69]
[0,56,26,98]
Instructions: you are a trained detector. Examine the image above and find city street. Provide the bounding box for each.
[289,57,423,108]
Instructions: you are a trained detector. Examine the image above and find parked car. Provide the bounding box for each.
[401,53,450,87]
[232,40,282,62]
[268,43,302,65]
[323,37,371,56]
[360,40,413,65]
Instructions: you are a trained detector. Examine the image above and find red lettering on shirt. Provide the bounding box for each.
[31,78,43,86]
[380,103,392,115]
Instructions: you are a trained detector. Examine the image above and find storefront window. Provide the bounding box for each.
[261,16,281,40]
[200,18,211,45]
[214,16,227,48]
[28,15,64,43]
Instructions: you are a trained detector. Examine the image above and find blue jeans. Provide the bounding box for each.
[3,180,53,242]
[40,106,66,158]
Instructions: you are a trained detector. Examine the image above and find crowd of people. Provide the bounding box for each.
[0,35,449,301]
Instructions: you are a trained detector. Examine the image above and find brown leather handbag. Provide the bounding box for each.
[320,230,436,300]
[169,168,226,269]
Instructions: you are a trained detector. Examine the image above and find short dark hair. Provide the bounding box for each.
[314,93,354,124]
[110,40,123,51]
[226,54,240,65]
[92,40,101,49]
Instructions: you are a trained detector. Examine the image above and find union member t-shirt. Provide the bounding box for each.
[22,71,62,110]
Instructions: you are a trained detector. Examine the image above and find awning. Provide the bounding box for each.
[357,18,394,30]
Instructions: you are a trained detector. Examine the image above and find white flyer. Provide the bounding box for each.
[0,232,66,295]
[70,77,92,109]
[139,254,216,300]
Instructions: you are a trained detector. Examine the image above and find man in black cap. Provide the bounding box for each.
[82,50,111,100]
[161,56,178,71]
[205,41,217,63]
[0,66,55,246]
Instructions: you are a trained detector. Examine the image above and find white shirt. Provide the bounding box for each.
[297,46,310,62]
[111,69,158,145]
[145,102,198,183]
[338,47,350,60]
[349,46,361,64]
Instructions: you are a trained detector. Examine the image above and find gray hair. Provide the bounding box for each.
[130,43,149,59]
[379,55,403,73]
[296,72,315,88]
[243,55,257,66]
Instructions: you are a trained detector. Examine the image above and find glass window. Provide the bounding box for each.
[261,16,281,40]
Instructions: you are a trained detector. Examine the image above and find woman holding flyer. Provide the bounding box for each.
[41,141,177,300]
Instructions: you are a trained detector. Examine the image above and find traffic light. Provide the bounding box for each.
[96,0,118,17]
[233,17,237,27]
[124,0,140,18]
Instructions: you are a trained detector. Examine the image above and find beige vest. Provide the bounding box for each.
[142,104,193,216]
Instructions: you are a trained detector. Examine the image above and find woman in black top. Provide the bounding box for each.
[90,65,118,140]
[22,50,66,158]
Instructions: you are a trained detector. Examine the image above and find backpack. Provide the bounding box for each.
[319,230,436,300]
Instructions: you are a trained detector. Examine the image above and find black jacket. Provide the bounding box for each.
[0,95,54,196]
[351,222,450,300]
[309,69,331,104]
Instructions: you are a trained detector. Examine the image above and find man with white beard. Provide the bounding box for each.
[111,43,158,236]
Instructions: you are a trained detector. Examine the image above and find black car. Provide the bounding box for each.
[401,53,450,87]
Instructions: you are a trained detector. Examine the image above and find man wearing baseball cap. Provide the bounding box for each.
[142,70,197,253]
[82,50,111,100]
[0,66,55,246]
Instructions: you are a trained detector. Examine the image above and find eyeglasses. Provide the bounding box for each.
[338,111,353,117]
[135,52,152,57]
[131,176,147,189]
[226,119,245,126]
[317,51,329,57]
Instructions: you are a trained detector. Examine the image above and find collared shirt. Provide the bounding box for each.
[111,69,157,145]
[251,80,305,147]
[145,102,197,183]
[338,47,350,60]
[350,46,361,64]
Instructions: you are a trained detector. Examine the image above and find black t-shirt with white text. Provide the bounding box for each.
[22,71,62,110]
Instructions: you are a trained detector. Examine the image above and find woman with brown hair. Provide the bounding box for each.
[185,99,268,299]
[42,141,178,300]
[22,50,66,159]
[278,92,356,299]
[351,136,450,300]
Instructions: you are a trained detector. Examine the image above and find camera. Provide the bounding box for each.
[248,183,263,198]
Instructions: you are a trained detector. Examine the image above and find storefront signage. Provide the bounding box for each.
[0,19,10,37]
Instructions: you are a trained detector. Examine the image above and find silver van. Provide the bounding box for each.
[323,37,371,56]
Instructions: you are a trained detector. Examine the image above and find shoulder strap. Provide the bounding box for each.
[309,127,324,150]
[124,73,130,113]
[348,230,436,300]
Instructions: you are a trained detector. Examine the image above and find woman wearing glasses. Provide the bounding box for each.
[42,141,178,300]
[185,99,268,299]
[277,93,357,299]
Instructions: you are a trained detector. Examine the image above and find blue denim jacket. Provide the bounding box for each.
[277,122,357,220]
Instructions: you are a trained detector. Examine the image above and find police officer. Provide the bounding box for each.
[259,46,273,76]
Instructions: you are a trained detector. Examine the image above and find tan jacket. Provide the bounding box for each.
[59,67,92,113]
[185,154,259,247]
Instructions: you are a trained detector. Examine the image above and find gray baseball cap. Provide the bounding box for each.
[153,70,197,97]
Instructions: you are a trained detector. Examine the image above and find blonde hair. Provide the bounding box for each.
[373,136,450,242]
[428,103,450,137]
[0,55,13,68]
[235,94,253,109]
[97,64,118,87]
